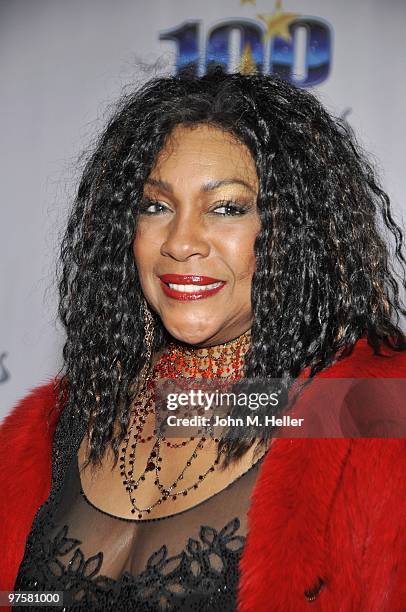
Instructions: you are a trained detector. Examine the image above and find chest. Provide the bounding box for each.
[77,433,266,520]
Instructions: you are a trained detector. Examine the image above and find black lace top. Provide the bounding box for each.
[13,403,265,611]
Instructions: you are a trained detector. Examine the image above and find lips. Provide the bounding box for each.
[158,274,226,301]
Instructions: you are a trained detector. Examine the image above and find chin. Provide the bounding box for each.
[171,331,215,347]
[164,321,219,347]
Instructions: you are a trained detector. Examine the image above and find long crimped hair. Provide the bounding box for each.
[56,68,406,468]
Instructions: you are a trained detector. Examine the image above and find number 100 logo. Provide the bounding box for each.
[159,17,332,87]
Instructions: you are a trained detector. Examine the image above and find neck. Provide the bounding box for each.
[172,328,252,353]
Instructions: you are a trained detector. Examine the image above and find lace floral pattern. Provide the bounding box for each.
[13,402,262,611]
[14,516,245,611]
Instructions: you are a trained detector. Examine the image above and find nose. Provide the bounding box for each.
[160,212,210,261]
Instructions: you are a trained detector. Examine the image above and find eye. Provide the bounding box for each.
[211,201,249,216]
[138,199,171,215]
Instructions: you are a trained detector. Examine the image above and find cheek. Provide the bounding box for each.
[219,226,258,281]
[235,252,256,282]
[133,222,157,269]
[132,232,142,268]
[133,227,151,281]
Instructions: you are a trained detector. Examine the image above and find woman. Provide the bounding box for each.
[1,69,405,611]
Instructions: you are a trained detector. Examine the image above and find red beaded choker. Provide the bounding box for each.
[119,328,252,518]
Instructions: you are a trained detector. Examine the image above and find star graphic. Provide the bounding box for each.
[239,42,258,74]
[257,5,300,42]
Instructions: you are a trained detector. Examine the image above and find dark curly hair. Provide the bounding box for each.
[55,69,406,469]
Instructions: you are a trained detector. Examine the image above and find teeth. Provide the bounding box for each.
[167,282,222,292]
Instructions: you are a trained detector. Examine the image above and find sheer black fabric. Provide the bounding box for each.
[14,410,264,612]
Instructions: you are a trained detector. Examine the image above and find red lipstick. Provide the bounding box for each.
[158,274,226,301]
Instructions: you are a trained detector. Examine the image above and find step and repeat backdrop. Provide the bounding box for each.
[1,0,405,416]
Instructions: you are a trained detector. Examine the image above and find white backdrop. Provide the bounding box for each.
[1,0,406,417]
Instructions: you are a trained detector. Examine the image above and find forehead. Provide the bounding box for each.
[150,124,258,185]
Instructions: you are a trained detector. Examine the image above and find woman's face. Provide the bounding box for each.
[133,124,260,347]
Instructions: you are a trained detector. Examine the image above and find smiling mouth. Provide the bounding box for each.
[158,274,226,301]
[166,281,223,292]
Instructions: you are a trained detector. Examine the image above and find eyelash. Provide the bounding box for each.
[138,199,249,217]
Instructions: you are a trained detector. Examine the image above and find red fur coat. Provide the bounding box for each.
[0,337,405,611]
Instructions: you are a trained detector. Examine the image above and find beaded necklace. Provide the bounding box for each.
[119,329,251,518]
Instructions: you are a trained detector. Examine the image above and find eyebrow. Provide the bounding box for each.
[145,177,257,195]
